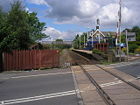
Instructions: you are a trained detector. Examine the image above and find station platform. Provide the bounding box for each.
[72,49,92,55]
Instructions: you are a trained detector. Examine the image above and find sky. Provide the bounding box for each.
[0,0,140,41]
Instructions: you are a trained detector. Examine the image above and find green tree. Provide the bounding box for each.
[0,1,47,51]
[0,1,31,50]
[73,33,87,49]
[129,44,139,53]
[0,8,7,44]
[56,39,63,42]
[0,8,7,71]
[27,12,47,42]
[0,1,47,71]
[132,26,140,41]
[80,32,87,47]
[122,27,140,53]
[73,34,80,49]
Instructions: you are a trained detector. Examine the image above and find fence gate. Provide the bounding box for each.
[3,50,60,71]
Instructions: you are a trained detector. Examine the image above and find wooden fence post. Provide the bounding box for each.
[0,52,3,72]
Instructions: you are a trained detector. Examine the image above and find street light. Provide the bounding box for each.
[125,30,129,61]
[84,34,86,48]
[79,35,81,49]
[86,27,91,48]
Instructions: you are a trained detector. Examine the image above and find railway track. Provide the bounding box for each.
[95,65,140,91]
[80,65,116,105]
[70,51,140,105]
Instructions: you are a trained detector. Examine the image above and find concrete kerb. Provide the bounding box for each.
[70,66,85,105]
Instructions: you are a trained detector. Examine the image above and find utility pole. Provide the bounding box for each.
[118,0,122,44]
[87,31,88,41]
[79,35,81,49]
[92,33,93,47]
[90,29,94,47]
[86,31,88,47]
[125,30,129,61]
[97,19,101,43]
[84,34,86,48]
[116,22,119,46]
[86,26,91,47]
[118,0,122,62]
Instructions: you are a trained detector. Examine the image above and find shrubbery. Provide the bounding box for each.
[135,47,140,54]
[129,43,139,53]
[92,49,104,55]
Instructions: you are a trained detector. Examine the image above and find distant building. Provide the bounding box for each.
[52,40,63,45]
[87,31,116,40]
[88,19,106,43]
[88,31,136,42]
[43,41,73,45]
[102,32,116,37]
[29,43,43,49]
[63,41,73,45]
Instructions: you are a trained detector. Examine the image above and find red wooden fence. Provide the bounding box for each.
[3,50,60,71]
[95,43,109,52]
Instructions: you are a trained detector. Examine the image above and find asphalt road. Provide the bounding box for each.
[0,68,78,105]
[115,59,140,78]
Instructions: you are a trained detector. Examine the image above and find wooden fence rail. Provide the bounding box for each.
[3,50,60,71]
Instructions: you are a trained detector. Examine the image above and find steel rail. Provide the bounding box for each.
[71,50,140,91]
[79,65,116,105]
[96,65,140,91]
[71,51,116,104]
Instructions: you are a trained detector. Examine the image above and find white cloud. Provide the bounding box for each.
[25,7,33,13]
[45,0,140,29]
[1,0,140,41]
[98,3,118,23]
[43,27,81,41]
[27,0,48,5]
[79,0,100,17]
[97,3,133,26]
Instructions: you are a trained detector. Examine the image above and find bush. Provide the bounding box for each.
[92,49,103,55]
[128,41,140,45]
[129,44,139,53]
[122,47,126,53]
[135,47,140,54]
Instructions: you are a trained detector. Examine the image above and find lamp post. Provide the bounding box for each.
[79,35,81,49]
[86,31,88,47]
[86,27,91,47]
[125,30,129,61]
[92,31,94,47]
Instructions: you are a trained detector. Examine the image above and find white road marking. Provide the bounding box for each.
[80,80,123,91]
[0,90,76,105]
[11,72,71,79]
[100,80,123,87]
[137,76,140,79]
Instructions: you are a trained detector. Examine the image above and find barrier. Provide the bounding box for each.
[3,50,60,71]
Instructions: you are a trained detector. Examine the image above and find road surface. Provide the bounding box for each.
[0,68,78,105]
[115,59,140,78]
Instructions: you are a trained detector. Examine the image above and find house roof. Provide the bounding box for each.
[102,32,116,36]
[127,32,136,37]
[88,31,116,37]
